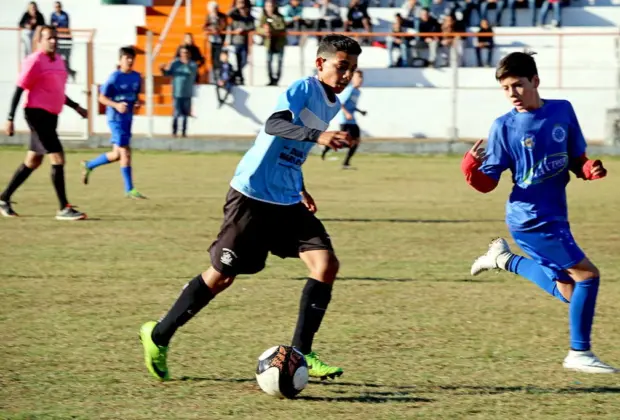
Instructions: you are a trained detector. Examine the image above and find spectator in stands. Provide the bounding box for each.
[474,18,493,67]
[439,14,463,66]
[175,34,205,82]
[19,2,45,56]
[539,0,561,27]
[386,14,410,67]
[458,0,481,26]
[492,0,536,27]
[160,47,198,138]
[258,0,287,86]
[413,7,440,67]
[282,0,311,46]
[49,1,76,81]
[216,50,234,106]
[430,0,454,21]
[399,0,420,28]
[204,1,228,83]
[228,0,255,85]
[314,0,344,37]
[344,0,373,45]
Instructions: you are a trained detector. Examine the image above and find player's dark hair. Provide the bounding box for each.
[495,51,538,82]
[316,35,362,58]
[119,46,136,59]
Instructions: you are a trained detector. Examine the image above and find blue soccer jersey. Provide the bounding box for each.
[230,76,341,205]
[337,85,361,125]
[480,99,587,231]
[101,70,142,124]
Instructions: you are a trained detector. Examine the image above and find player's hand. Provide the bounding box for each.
[360,110,367,116]
[469,139,486,163]
[115,102,128,114]
[4,120,14,137]
[317,131,351,150]
[301,191,317,214]
[75,106,88,118]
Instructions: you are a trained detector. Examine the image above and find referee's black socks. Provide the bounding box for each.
[0,164,33,202]
[292,278,333,355]
[51,164,69,209]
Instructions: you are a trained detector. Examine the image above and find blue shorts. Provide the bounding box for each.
[109,120,132,147]
[510,221,585,281]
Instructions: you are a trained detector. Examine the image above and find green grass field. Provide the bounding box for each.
[1,148,619,420]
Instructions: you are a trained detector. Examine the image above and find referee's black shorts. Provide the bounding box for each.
[24,108,63,154]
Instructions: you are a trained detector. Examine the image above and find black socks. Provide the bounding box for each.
[291,278,333,354]
[1,163,33,202]
[151,275,214,347]
[50,164,68,210]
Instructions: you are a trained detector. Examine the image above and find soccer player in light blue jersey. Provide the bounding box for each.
[462,52,616,373]
[139,35,361,381]
[321,69,366,168]
[81,46,146,199]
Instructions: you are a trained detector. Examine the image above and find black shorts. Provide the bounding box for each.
[340,123,360,140]
[209,188,334,276]
[24,108,63,154]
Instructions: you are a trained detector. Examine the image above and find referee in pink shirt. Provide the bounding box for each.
[1,25,88,220]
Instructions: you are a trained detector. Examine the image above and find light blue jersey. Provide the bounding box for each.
[230,76,340,205]
[337,85,361,125]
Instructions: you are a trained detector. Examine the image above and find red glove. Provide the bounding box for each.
[582,159,607,180]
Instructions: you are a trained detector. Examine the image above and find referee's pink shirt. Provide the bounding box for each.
[16,51,68,116]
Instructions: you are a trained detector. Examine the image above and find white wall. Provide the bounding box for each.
[2,82,615,140]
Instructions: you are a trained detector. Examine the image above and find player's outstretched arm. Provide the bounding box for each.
[65,95,87,118]
[461,139,499,194]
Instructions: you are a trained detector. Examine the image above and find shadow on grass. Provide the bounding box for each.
[322,218,502,224]
[317,381,620,395]
[290,277,495,283]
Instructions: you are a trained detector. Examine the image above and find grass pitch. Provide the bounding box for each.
[1,149,619,419]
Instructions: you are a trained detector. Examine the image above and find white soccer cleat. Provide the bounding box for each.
[470,238,512,276]
[563,350,618,374]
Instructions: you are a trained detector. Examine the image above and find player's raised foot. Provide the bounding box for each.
[126,189,147,200]
[0,200,19,217]
[470,237,513,276]
[563,350,618,374]
[139,321,170,381]
[56,205,87,221]
[304,351,343,380]
[80,161,92,185]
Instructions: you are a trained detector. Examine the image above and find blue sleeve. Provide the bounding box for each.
[274,79,309,119]
[50,14,57,26]
[480,119,512,181]
[100,72,117,98]
[566,101,587,158]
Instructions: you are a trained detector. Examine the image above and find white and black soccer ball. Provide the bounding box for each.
[255,345,309,399]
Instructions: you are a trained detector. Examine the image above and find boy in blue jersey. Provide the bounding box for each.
[139,35,362,381]
[462,52,616,373]
[81,47,146,199]
[321,70,366,168]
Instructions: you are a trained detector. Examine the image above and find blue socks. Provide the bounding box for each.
[121,166,134,192]
[86,153,110,170]
[507,255,569,303]
[569,277,599,351]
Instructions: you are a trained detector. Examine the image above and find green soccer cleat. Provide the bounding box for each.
[126,189,147,199]
[139,321,170,381]
[304,351,343,380]
[80,161,91,185]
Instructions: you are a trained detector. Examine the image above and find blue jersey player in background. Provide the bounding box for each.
[81,46,146,199]
[139,35,361,382]
[462,52,616,373]
[321,69,366,168]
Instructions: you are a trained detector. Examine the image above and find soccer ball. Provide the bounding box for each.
[255,345,309,399]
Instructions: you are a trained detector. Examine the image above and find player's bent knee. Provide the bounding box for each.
[202,267,236,295]
[48,152,65,166]
[25,154,43,169]
[568,258,600,282]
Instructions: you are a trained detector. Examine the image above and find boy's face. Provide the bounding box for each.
[316,51,359,94]
[500,75,540,112]
[220,53,228,62]
[119,54,135,72]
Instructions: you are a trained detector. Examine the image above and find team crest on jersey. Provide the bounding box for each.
[552,124,567,143]
[521,136,535,149]
[220,248,237,266]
